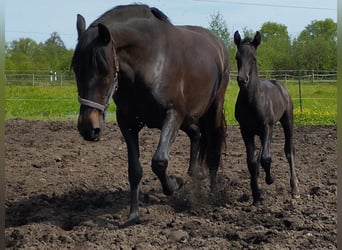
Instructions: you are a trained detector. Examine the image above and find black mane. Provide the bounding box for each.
[150,7,171,23]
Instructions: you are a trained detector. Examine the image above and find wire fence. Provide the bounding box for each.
[5,70,337,86]
[5,72,75,85]
[229,70,337,83]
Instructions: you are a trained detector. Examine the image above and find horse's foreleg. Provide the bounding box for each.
[117,113,143,226]
[241,131,261,204]
[152,109,184,195]
[260,126,274,185]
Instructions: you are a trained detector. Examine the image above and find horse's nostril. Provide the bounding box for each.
[93,128,101,138]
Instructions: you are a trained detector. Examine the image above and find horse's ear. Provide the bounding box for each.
[252,31,261,47]
[98,23,111,45]
[234,30,241,46]
[76,14,86,39]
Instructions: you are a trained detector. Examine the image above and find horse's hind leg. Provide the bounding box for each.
[260,125,274,185]
[280,114,299,198]
[152,109,184,195]
[184,123,204,179]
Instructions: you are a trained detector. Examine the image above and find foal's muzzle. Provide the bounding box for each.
[237,75,249,87]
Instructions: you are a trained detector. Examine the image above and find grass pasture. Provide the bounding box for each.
[5,80,337,125]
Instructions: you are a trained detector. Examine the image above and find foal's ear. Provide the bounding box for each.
[252,31,261,47]
[76,14,86,39]
[234,30,241,46]
[98,23,112,45]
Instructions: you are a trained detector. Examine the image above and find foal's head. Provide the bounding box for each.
[234,31,261,88]
[72,14,118,141]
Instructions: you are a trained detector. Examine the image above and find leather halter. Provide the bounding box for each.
[78,43,119,115]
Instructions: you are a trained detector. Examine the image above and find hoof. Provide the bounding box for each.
[265,175,274,185]
[252,190,263,205]
[188,168,206,180]
[170,175,184,191]
[252,197,264,206]
[163,176,184,196]
[292,193,300,199]
[121,213,140,228]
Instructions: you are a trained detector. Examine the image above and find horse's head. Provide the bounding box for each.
[72,14,119,141]
[234,30,261,88]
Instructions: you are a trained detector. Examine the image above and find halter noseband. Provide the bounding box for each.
[78,44,119,115]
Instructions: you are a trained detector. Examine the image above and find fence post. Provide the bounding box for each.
[298,77,303,113]
[32,74,35,86]
[285,73,287,84]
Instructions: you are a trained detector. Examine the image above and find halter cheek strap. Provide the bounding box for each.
[78,51,119,116]
[78,39,119,117]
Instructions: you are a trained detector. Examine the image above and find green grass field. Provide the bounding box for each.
[5,80,337,125]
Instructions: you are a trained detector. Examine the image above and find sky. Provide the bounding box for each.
[5,0,337,49]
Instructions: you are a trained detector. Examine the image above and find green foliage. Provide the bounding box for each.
[207,14,337,72]
[258,22,292,70]
[208,12,230,46]
[5,32,74,73]
[287,18,336,71]
[207,12,237,71]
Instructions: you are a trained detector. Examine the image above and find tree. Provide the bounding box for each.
[5,32,74,73]
[257,22,292,70]
[208,12,230,46]
[292,18,337,70]
[207,12,236,70]
[5,38,39,71]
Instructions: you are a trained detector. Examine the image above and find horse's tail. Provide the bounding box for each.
[198,65,229,185]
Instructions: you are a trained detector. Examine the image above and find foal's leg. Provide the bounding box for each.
[241,130,262,204]
[260,125,274,185]
[117,111,143,226]
[280,114,299,198]
[152,109,184,195]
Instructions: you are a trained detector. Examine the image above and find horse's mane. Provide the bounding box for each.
[150,7,171,23]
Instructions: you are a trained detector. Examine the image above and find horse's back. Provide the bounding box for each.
[176,25,227,62]
[261,79,293,118]
[261,79,292,103]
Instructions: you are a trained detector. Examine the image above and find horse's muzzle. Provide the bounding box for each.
[77,108,104,142]
[237,76,249,88]
[78,123,101,141]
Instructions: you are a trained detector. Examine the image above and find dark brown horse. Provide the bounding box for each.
[233,31,299,205]
[72,4,229,226]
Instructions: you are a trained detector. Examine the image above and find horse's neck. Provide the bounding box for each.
[110,26,142,48]
[111,19,166,49]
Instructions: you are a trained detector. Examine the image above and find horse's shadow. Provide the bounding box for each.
[6,177,238,230]
[5,188,132,230]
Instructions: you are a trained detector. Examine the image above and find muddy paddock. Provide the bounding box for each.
[5,120,336,249]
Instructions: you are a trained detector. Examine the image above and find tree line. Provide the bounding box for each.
[209,14,336,72]
[5,16,336,74]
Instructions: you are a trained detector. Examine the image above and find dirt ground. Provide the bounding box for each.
[5,120,336,249]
